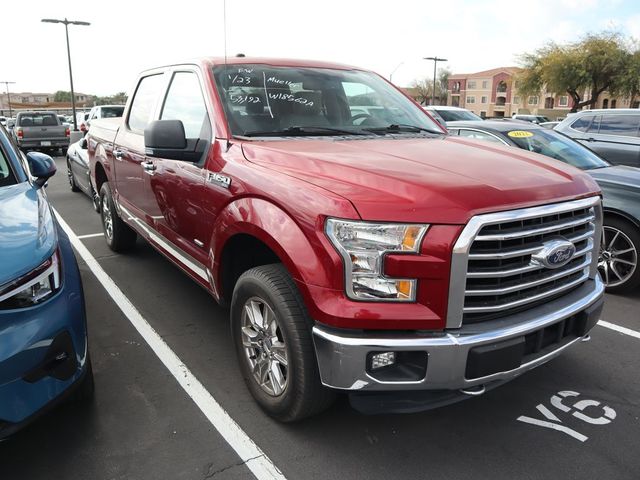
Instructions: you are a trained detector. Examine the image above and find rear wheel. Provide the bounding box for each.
[231,264,335,422]
[67,158,80,192]
[99,182,137,252]
[599,216,640,293]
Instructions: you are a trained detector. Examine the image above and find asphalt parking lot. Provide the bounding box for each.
[1,155,639,480]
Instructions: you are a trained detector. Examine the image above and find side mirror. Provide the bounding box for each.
[26,151,56,188]
[144,120,199,161]
[81,138,88,149]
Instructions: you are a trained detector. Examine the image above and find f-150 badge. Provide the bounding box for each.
[207,172,231,189]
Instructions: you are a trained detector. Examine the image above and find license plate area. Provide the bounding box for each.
[40,141,52,146]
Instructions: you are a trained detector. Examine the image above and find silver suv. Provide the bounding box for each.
[555,109,640,167]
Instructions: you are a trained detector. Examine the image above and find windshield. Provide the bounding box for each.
[0,144,17,187]
[213,64,441,136]
[102,106,124,118]
[507,128,609,170]
[436,109,483,122]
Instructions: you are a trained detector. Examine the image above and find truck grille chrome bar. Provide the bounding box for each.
[446,197,603,328]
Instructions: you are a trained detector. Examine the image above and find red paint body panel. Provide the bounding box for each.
[88,57,601,331]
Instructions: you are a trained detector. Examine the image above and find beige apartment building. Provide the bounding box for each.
[447,67,638,120]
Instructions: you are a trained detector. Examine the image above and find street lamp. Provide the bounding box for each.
[424,56,448,106]
[41,18,90,131]
[1,81,15,117]
[389,62,404,83]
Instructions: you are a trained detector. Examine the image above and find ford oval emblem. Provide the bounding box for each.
[531,239,576,269]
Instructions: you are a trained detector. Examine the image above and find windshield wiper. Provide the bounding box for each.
[242,126,368,137]
[363,124,443,135]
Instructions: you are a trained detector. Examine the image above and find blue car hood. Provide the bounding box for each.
[0,182,57,287]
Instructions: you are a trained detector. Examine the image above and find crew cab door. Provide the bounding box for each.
[113,73,167,222]
[143,69,213,272]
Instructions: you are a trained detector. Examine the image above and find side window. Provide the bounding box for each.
[161,72,208,138]
[598,115,640,137]
[570,115,594,132]
[458,129,504,144]
[128,74,165,132]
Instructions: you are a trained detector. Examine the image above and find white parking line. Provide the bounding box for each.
[598,320,640,340]
[77,233,104,240]
[53,209,286,480]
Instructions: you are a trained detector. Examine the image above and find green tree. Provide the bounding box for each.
[411,68,450,105]
[615,48,640,106]
[53,90,72,102]
[517,32,630,112]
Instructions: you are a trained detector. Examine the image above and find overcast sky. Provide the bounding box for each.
[3,0,639,96]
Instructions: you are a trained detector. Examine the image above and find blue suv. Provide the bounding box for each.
[0,125,93,439]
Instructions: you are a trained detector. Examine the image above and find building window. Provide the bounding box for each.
[528,96,539,105]
[496,97,506,106]
[513,96,520,104]
[468,81,476,89]
[558,96,569,107]
[496,81,507,93]
[611,99,617,109]
[482,80,488,89]
[452,81,460,93]
[467,96,476,104]
[603,99,609,109]
[544,97,554,109]
[481,96,487,104]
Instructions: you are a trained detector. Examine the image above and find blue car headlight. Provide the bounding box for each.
[0,250,62,309]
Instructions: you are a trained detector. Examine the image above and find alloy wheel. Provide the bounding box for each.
[598,225,638,288]
[240,297,289,396]
[101,194,113,240]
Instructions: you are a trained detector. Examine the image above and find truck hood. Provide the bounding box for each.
[588,165,640,189]
[0,183,57,287]
[241,136,600,223]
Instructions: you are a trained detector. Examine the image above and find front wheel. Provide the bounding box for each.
[599,216,640,293]
[67,158,80,192]
[99,182,137,252]
[231,264,335,422]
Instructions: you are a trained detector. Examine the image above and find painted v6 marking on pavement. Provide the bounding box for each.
[517,390,617,442]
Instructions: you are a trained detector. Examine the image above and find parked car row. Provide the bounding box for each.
[4,55,637,436]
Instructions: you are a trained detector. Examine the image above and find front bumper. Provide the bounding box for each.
[313,276,604,392]
[0,223,88,431]
[17,139,69,149]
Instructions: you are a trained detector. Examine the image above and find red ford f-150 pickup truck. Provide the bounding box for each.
[88,57,604,421]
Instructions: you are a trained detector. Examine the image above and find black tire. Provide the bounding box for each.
[99,182,137,252]
[231,264,335,422]
[67,158,80,192]
[61,147,68,156]
[70,357,95,403]
[600,216,640,294]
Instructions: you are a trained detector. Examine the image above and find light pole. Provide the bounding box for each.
[41,18,90,131]
[424,56,448,106]
[389,62,404,83]
[1,81,15,117]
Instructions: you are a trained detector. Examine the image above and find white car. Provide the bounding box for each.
[423,106,483,125]
[86,105,125,128]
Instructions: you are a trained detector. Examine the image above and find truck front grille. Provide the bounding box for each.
[446,197,602,327]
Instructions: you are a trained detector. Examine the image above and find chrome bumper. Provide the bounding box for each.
[312,276,604,392]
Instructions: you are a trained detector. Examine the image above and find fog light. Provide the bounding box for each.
[370,352,396,370]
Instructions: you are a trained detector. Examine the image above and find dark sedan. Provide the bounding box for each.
[448,120,640,293]
[67,134,99,211]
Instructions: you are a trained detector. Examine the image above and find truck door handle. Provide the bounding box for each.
[142,161,157,172]
[114,149,125,159]
[586,137,595,142]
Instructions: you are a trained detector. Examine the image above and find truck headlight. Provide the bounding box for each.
[325,219,428,302]
[0,250,62,309]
